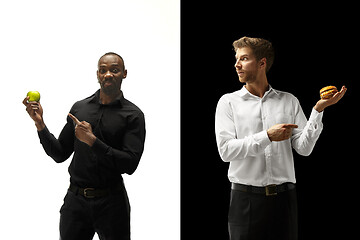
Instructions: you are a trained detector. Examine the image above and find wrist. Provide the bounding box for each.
[87,134,97,147]
[35,121,45,131]
[314,104,324,113]
[266,129,273,142]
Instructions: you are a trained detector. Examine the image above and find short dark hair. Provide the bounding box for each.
[98,52,125,70]
[233,37,274,73]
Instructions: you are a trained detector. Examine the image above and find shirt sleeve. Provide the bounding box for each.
[291,101,323,156]
[215,97,271,162]
[91,111,146,175]
[37,116,75,163]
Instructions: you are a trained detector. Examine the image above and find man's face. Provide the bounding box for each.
[97,54,127,96]
[234,47,261,84]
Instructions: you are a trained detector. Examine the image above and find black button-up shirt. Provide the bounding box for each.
[38,90,146,188]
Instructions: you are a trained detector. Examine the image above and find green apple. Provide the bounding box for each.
[27,91,41,102]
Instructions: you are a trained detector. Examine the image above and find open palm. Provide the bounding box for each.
[315,86,347,112]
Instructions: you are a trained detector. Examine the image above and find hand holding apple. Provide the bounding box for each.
[22,93,45,131]
[27,91,41,102]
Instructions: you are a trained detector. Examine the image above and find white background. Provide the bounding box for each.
[0,0,180,239]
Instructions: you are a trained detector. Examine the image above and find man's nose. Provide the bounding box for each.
[234,59,241,69]
[104,71,113,79]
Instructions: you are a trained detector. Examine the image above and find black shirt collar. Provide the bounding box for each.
[90,89,124,106]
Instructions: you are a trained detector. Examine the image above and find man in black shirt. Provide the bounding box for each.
[23,52,146,240]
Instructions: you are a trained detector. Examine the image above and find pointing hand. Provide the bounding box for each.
[68,113,96,146]
[267,124,298,142]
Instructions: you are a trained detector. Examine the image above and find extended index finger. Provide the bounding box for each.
[283,124,298,129]
[68,113,81,125]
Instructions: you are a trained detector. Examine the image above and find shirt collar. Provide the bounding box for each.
[270,85,280,95]
[90,89,124,106]
[238,84,279,99]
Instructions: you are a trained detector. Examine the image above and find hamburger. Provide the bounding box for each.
[320,86,338,99]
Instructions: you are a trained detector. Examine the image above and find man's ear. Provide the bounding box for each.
[96,70,100,82]
[259,58,267,69]
[123,69,127,79]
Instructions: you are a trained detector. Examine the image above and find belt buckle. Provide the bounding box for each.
[265,184,277,196]
[84,188,95,198]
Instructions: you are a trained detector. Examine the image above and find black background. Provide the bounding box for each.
[181,2,358,240]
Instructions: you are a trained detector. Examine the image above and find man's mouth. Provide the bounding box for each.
[104,81,113,86]
[102,77,115,85]
[237,71,245,77]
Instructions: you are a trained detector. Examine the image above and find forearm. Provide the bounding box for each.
[216,130,271,162]
[215,101,271,162]
[35,120,46,131]
[291,108,323,156]
[90,111,146,175]
[91,138,144,175]
[38,123,74,163]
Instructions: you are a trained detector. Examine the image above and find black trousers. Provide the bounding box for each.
[228,187,298,240]
[59,187,131,240]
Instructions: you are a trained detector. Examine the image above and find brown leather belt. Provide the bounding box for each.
[231,182,295,196]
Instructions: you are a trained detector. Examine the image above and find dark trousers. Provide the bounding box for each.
[59,187,131,240]
[228,187,298,240]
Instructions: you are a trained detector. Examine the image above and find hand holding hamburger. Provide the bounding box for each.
[314,85,347,112]
[320,86,338,99]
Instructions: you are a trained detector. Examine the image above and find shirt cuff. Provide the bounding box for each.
[37,125,50,140]
[253,130,272,147]
[91,138,109,157]
[309,108,324,123]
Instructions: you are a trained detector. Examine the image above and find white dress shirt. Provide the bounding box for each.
[215,85,323,186]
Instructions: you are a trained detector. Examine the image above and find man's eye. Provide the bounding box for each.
[112,69,119,73]
[241,57,248,61]
[100,69,106,74]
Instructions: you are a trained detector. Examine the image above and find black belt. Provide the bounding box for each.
[69,183,123,198]
[231,182,295,196]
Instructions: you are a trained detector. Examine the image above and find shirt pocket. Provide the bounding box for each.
[275,112,294,124]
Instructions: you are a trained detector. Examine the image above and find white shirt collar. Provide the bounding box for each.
[238,84,279,99]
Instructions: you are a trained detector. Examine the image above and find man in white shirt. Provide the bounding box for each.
[215,36,346,240]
